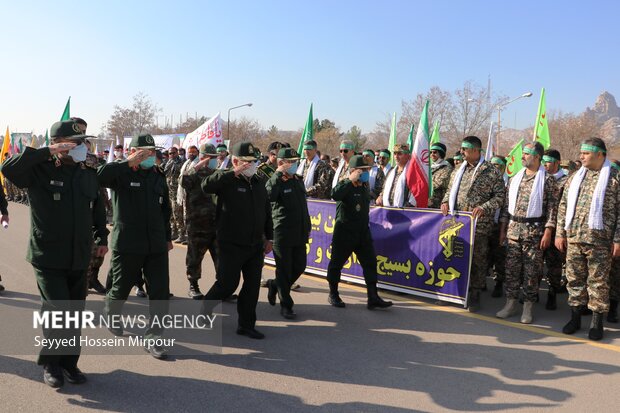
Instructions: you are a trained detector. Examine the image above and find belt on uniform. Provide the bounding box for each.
[508,214,545,224]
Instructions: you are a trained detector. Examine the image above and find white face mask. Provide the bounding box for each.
[114,150,123,158]
[241,161,258,177]
[68,143,88,163]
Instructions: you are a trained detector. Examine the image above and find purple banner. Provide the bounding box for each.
[265,200,475,306]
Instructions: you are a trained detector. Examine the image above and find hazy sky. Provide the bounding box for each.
[1,0,618,136]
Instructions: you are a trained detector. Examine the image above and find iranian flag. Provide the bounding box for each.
[405,100,431,208]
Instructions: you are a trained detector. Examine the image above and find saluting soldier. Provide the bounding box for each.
[441,136,505,312]
[496,142,558,324]
[296,140,334,200]
[1,119,108,388]
[264,147,310,319]
[362,149,385,202]
[98,134,173,359]
[428,142,454,208]
[200,142,273,339]
[556,138,620,341]
[326,155,392,309]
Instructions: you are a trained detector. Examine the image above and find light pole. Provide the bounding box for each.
[227,103,253,142]
[496,92,533,153]
[463,97,474,138]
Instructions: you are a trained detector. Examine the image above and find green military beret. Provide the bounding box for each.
[277,147,300,160]
[129,134,157,149]
[199,143,217,156]
[348,154,371,169]
[232,141,259,161]
[49,119,95,140]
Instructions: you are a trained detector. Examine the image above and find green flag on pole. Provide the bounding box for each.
[388,113,397,166]
[406,124,415,151]
[533,87,550,149]
[506,138,524,177]
[60,97,71,121]
[44,129,49,146]
[296,103,313,158]
[430,119,441,144]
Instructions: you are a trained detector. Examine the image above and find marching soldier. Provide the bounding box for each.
[556,138,620,341]
[441,136,505,312]
[98,134,173,359]
[326,155,392,309]
[496,142,558,324]
[428,143,453,208]
[265,148,310,319]
[296,140,334,200]
[362,149,385,201]
[1,119,108,387]
[200,142,273,339]
[164,146,185,243]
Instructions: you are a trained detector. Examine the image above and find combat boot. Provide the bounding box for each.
[545,286,557,310]
[496,298,519,319]
[520,301,534,324]
[366,283,393,310]
[467,289,481,313]
[607,300,618,323]
[562,306,582,335]
[588,312,604,341]
[491,280,503,298]
[188,280,203,299]
[328,282,345,308]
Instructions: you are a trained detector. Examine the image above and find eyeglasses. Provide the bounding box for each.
[339,149,349,154]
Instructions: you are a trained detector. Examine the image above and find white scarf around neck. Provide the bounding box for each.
[382,162,409,207]
[448,157,485,215]
[298,154,319,190]
[565,160,611,231]
[508,166,546,218]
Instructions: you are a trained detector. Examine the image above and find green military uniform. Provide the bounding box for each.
[201,142,273,336]
[326,155,392,309]
[180,144,219,298]
[265,148,310,317]
[0,120,108,376]
[98,134,171,347]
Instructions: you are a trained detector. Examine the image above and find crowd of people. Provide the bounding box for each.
[0,116,619,389]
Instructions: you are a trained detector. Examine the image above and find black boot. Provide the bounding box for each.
[562,306,582,334]
[588,312,604,341]
[607,300,618,323]
[491,280,503,298]
[367,283,393,310]
[89,279,106,294]
[188,280,203,300]
[545,287,557,310]
[328,282,345,308]
[581,307,593,315]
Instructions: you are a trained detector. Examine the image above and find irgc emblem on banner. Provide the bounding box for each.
[183,113,223,149]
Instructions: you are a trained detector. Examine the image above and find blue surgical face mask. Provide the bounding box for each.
[561,168,569,175]
[208,158,218,169]
[68,143,87,163]
[359,170,370,183]
[140,156,156,169]
[286,161,298,175]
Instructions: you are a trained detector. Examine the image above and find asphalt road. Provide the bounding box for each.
[1,202,619,412]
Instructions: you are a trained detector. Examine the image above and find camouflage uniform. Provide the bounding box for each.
[368,166,385,201]
[380,165,414,207]
[164,156,185,238]
[556,167,620,313]
[429,162,454,208]
[489,176,509,287]
[611,258,620,301]
[332,160,351,188]
[442,161,506,291]
[180,165,218,282]
[500,172,559,302]
[544,172,569,290]
[298,157,334,199]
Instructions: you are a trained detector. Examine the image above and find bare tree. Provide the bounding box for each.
[104,92,161,138]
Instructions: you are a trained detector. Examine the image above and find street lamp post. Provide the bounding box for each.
[496,92,533,153]
[227,103,253,142]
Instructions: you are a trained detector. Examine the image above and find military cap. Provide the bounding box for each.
[277,147,300,160]
[49,119,95,140]
[216,144,228,153]
[348,154,371,169]
[199,143,217,156]
[559,160,571,168]
[232,141,259,161]
[128,134,158,149]
[267,141,282,152]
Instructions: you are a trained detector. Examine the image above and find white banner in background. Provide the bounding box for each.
[182,113,223,149]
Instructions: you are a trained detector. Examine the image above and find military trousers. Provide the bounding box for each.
[488,226,506,282]
[186,232,218,282]
[470,232,490,290]
[86,241,105,287]
[327,226,377,286]
[504,239,544,302]
[566,242,611,313]
[105,250,170,340]
[203,242,264,329]
[610,258,620,301]
[544,244,566,290]
[273,243,306,309]
[33,265,87,368]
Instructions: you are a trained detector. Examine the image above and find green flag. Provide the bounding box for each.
[60,97,71,121]
[297,103,313,158]
[533,88,550,149]
[45,129,49,146]
[506,138,524,177]
[430,119,441,144]
[406,124,415,151]
[388,113,397,166]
